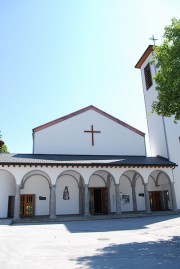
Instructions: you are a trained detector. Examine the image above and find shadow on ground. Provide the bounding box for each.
[64,215,179,233]
[74,236,180,269]
[12,215,180,233]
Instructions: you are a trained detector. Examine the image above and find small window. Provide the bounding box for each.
[122,194,130,203]
[144,63,153,90]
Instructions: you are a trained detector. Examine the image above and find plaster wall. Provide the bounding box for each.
[21,175,50,216]
[140,51,180,209]
[140,53,168,158]
[56,175,79,215]
[89,175,106,187]
[136,178,145,211]
[120,177,133,212]
[33,110,145,155]
[0,171,15,218]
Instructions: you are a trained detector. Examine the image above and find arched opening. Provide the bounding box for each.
[0,170,16,218]
[88,170,115,215]
[148,170,172,211]
[56,170,84,215]
[119,172,133,212]
[119,170,145,212]
[21,171,51,217]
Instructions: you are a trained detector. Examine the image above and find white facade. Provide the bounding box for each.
[136,45,180,209]
[0,165,175,218]
[33,107,146,156]
[0,54,179,219]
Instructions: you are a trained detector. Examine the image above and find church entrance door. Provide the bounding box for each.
[149,191,169,211]
[89,188,108,214]
[20,195,35,217]
[8,196,15,218]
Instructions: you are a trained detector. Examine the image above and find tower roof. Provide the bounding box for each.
[135,45,154,69]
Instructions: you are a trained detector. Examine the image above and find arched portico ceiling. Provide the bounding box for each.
[56,170,84,186]
[0,169,16,184]
[21,170,52,187]
[119,170,144,185]
[89,170,116,186]
[148,170,171,185]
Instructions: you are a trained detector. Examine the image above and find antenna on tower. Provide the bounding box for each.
[149,35,158,45]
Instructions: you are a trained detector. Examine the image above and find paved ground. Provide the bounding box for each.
[0,215,180,269]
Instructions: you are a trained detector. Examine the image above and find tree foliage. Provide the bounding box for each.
[152,18,180,120]
[0,131,9,153]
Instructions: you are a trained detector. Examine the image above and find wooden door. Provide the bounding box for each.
[162,190,170,210]
[102,188,108,214]
[149,191,162,211]
[8,196,15,218]
[20,195,35,217]
[89,189,94,214]
[94,189,102,213]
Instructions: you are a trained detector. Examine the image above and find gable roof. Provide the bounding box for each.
[0,153,176,168]
[33,105,145,137]
[135,45,154,69]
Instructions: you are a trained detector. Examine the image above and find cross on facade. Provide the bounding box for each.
[149,35,158,45]
[84,125,101,146]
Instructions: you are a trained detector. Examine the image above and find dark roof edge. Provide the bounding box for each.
[32,105,145,137]
[135,45,154,69]
[0,162,176,167]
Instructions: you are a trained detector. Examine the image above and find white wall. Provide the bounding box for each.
[140,51,180,209]
[0,171,15,218]
[140,53,168,158]
[34,110,146,155]
[136,177,145,211]
[89,175,106,187]
[120,176,133,212]
[56,175,79,215]
[21,175,50,216]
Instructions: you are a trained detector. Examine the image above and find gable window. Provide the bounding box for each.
[144,63,153,90]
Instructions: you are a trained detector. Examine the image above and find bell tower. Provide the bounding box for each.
[135,45,180,210]
[135,45,169,158]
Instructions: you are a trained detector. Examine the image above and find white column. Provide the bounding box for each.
[84,184,90,216]
[144,183,151,213]
[50,184,56,219]
[13,184,21,220]
[170,182,177,210]
[79,186,83,214]
[132,183,137,212]
[115,184,121,214]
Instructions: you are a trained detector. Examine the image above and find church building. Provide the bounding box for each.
[0,45,179,220]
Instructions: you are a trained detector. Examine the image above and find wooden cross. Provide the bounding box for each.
[84,125,101,146]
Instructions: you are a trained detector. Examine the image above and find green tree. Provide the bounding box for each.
[0,131,9,153]
[152,18,180,120]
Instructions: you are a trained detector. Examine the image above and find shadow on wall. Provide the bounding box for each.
[73,236,180,269]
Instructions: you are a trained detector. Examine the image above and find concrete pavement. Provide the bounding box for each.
[0,215,180,269]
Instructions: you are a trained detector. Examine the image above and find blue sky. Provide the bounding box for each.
[0,0,179,153]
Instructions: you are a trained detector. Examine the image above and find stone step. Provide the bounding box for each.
[11,210,180,225]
